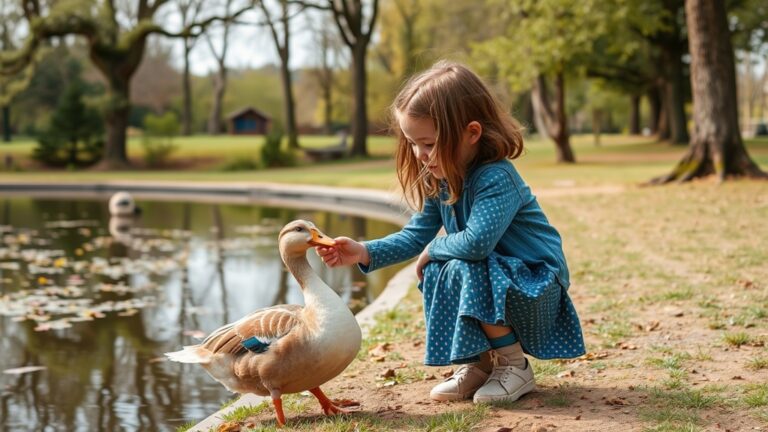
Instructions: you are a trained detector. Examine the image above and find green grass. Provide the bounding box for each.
[722,331,753,347]
[1,134,766,191]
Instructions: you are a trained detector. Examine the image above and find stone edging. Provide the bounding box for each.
[0,181,417,432]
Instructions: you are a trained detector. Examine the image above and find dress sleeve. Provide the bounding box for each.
[358,196,442,273]
[429,168,522,261]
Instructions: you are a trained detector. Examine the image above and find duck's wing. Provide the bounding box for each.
[200,304,303,355]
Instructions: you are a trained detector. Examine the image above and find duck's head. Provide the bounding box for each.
[278,220,335,258]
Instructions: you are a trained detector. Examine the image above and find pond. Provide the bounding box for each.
[0,196,404,431]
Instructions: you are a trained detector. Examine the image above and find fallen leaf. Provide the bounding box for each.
[332,399,361,408]
[380,368,396,379]
[557,370,575,378]
[368,342,392,357]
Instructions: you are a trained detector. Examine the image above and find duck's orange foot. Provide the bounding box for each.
[309,387,358,416]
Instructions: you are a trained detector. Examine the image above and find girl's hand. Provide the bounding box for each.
[415,246,432,281]
[315,236,370,268]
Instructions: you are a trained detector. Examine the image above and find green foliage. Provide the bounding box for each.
[32,81,104,167]
[260,129,295,168]
[220,156,260,172]
[141,112,179,167]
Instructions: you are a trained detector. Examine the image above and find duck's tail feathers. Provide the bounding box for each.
[165,345,212,364]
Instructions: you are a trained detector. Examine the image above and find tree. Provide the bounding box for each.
[307,15,345,134]
[474,0,615,163]
[176,0,206,136]
[33,81,104,167]
[204,0,237,135]
[2,0,251,169]
[653,0,766,182]
[257,0,303,149]
[303,0,379,156]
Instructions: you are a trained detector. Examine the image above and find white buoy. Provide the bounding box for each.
[109,191,137,216]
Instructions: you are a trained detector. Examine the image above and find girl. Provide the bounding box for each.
[316,61,585,404]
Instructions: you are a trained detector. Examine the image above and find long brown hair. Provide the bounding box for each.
[391,60,524,210]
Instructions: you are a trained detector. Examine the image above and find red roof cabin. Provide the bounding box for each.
[226,107,271,135]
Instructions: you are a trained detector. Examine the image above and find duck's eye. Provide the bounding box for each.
[295,226,304,232]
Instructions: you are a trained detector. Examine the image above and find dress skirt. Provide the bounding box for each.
[419,252,586,366]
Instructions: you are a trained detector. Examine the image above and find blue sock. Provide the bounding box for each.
[488,332,516,349]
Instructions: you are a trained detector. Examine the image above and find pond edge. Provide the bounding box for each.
[0,180,417,431]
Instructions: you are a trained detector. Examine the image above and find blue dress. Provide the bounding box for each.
[360,160,586,366]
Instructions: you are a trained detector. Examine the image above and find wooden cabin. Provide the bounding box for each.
[226,107,271,135]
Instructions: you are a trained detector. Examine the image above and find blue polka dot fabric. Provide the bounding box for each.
[360,160,586,366]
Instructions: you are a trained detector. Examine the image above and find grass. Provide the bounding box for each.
[1,134,766,191]
[4,133,768,431]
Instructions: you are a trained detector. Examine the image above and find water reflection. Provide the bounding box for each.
[0,197,403,431]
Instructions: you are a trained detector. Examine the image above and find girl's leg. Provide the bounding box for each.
[480,323,526,369]
[474,323,534,404]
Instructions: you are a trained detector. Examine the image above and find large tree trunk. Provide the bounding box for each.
[350,44,369,157]
[531,73,575,163]
[94,73,132,169]
[629,94,641,135]
[1,105,9,142]
[660,43,690,144]
[653,0,766,183]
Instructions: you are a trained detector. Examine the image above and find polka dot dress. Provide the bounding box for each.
[360,160,586,366]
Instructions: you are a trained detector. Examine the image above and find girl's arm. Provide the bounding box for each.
[428,168,523,261]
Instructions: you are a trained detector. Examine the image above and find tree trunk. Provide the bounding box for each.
[323,83,333,135]
[592,109,602,146]
[350,44,369,157]
[629,94,641,135]
[653,0,766,183]
[648,87,661,135]
[531,72,575,163]
[660,43,690,144]
[181,41,193,136]
[1,105,9,142]
[208,69,226,134]
[95,77,132,169]
[279,55,298,148]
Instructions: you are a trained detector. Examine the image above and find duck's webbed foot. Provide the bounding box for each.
[309,387,351,415]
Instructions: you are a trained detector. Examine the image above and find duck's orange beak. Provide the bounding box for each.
[308,228,336,247]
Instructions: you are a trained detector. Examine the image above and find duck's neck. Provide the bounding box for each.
[283,253,342,309]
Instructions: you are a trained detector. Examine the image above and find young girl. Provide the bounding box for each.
[316,61,585,404]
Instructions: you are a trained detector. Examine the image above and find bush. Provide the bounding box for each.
[220,156,259,171]
[32,82,104,167]
[260,129,295,168]
[142,112,179,167]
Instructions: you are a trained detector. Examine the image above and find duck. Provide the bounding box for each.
[108,191,141,216]
[165,220,362,426]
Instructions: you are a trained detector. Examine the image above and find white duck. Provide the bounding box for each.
[165,220,362,426]
[108,191,140,216]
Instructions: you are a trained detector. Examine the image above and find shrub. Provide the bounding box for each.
[260,129,295,168]
[220,156,259,172]
[142,112,179,167]
[32,81,104,167]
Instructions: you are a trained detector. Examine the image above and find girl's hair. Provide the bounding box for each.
[391,60,524,210]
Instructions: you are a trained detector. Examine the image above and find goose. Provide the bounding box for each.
[165,220,362,426]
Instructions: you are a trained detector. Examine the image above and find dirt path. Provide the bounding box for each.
[228,183,767,432]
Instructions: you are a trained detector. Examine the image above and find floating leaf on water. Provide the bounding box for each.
[3,366,46,375]
[118,308,139,317]
[0,262,20,270]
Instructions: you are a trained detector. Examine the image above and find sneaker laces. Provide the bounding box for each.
[449,364,474,383]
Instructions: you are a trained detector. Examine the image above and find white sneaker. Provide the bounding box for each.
[472,359,535,404]
[430,364,489,401]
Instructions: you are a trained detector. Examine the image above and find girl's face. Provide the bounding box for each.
[399,115,442,178]
[398,114,481,180]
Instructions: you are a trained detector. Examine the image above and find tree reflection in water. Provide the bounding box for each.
[0,197,403,431]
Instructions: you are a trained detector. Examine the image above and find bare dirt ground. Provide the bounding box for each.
[226,182,768,432]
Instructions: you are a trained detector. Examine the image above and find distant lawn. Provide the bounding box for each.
[0,134,766,190]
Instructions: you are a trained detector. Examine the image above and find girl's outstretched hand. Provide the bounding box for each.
[315,236,370,268]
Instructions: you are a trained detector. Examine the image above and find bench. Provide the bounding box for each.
[302,144,348,162]
[301,133,349,162]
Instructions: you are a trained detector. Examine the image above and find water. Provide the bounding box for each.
[0,197,404,431]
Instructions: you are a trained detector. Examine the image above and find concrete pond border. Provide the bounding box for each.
[0,180,417,431]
